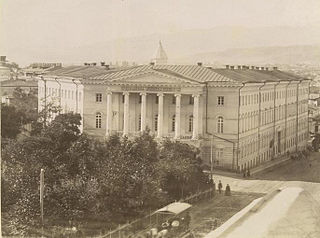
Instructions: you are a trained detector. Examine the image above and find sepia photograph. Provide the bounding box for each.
[1,0,320,237]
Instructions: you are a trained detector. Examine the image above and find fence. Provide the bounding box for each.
[98,187,215,238]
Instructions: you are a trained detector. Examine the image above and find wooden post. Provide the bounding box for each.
[40,169,44,236]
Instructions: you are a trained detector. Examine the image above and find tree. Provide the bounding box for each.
[1,104,25,139]
[157,140,209,200]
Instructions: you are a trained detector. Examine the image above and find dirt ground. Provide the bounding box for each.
[253,152,320,182]
[188,191,263,237]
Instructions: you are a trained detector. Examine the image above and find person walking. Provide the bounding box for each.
[225,184,231,196]
[218,180,223,194]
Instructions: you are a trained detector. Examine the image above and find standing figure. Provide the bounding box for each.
[225,184,231,196]
[247,169,251,177]
[218,180,223,194]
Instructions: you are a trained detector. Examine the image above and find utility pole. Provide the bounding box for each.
[40,169,44,236]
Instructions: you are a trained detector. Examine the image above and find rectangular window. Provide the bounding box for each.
[122,95,125,103]
[189,96,194,105]
[156,96,159,104]
[217,96,224,106]
[96,93,102,102]
[139,95,142,104]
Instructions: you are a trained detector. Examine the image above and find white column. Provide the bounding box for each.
[106,91,112,136]
[157,93,164,137]
[123,92,130,136]
[192,94,200,139]
[174,94,181,139]
[140,92,147,132]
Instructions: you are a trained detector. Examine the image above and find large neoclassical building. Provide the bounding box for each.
[38,43,310,172]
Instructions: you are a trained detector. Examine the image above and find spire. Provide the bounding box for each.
[152,41,168,65]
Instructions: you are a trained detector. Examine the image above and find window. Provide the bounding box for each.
[138,115,141,131]
[172,95,176,104]
[189,96,194,105]
[96,93,102,102]
[172,115,175,132]
[122,95,125,103]
[216,148,223,162]
[96,112,102,128]
[188,115,193,132]
[155,114,158,131]
[217,96,224,106]
[156,95,159,104]
[217,116,224,133]
[139,95,142,104]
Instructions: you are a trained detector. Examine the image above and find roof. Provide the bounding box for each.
[0,80,38,87]
[44,64,307,85]
[155,202,191,215]
[45,66,110,78]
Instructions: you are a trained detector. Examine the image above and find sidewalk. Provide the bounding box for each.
[209,154,292,178]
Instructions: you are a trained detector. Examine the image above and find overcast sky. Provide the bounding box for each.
[1,0,320,65]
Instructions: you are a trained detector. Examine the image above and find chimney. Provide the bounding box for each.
[101,62,105,66]
[242,65,247,70]
[265,67,269,71]
[226,65,230,69]
[251,66,255,70]
[255,67,260,70]
[261,67,265,70]
[237,65,241,70]
[230,66,235,70]
[84,62,88,66]
[197,62,203,66]
[273,66,278,70]
[105,64,110,70]
[92,62,97,66]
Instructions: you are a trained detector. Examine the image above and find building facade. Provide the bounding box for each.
[38,63,310,172]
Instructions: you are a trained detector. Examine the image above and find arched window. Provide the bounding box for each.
[188,115,193,132]
[217,116,224,133]
[172,115,175,132]
[155,114,158,131]
[96,112,102,128]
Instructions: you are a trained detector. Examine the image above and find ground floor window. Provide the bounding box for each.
[96,112,102,128]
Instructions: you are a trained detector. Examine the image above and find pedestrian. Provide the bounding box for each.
[247,169,251,177]
[218,180,222,194]
[243,171,246,178]
[225,184,231,196]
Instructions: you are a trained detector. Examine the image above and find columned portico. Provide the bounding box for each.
[157,93,164,137]
[140,92,147,131]
[123,92,130,135]
[106,91,112,136]
[192,94,200,139]
[174,94,181,139]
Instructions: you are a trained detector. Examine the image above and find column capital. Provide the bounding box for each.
[157,93,164,97]
[123,91,130,96]
[174,93,181,97]
[106,91,112,95]
[192,93,201,98]
[140,92,147,96]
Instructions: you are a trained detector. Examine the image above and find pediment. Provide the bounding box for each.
[111,71,199,85]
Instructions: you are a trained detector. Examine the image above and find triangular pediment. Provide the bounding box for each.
[110,70,200,85]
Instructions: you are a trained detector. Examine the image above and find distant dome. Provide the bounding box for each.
[151,41,168,65]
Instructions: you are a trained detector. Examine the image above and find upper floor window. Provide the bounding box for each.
[96,93,102,102]
[188,115,193,132]
[189,96,194,105]
[139,95,142,104]
[172,95,176,104]
[217,116,224,133]
[138,115,141,131]
[122,94,125,103]
[155,96,159,104]
[217,96,224,106]
[96,112,102,128]
[172,115,176,132]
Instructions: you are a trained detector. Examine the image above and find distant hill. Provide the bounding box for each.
[175,45,320,65]
[6,25,320,66]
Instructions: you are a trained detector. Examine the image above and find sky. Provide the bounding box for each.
[1,0,320,65]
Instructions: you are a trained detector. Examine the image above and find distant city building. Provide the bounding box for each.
[151,41,168,65]
[37,45,310,172]
[0,56,18,81]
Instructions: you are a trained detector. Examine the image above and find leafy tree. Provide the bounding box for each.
[158,140,209,200]
[1,104,25,139]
